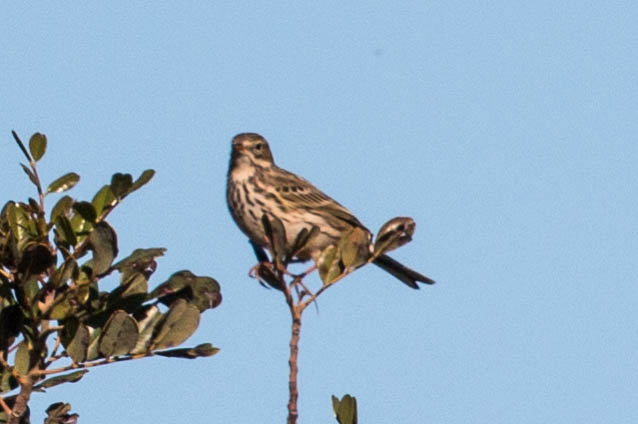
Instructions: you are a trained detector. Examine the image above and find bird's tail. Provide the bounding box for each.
[372,254,435,289]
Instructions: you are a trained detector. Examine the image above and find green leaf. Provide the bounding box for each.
[34,370,88,390]
[54,215,77,247]
[128,169,155,194]
[7,202,31,243]
[91,185,117,218]
[45,402,78,424]
[99,310,139,357]
[12,130,31,162]
[14,341,30,376]
[60,318,90,363]
[131,305,163,354]
[48,285,90,320]
[332,394,358,424]
[50,258,77,288]
[50,195,73,224]
[84,221,118,276]
[155,343,219,359]
[0,369,19,393]
[85,326,102,361]
[152,299,200,350]
[338,227,371,270]
[72,201,96,224]
[46,172,80,195]
[150,270,222,311]
[110,173,133,199]
[112,248,166,281]
[318,245,343,285]
[29,133,47,161]
[20,163,38,187]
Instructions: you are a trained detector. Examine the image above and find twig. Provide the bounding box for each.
[0,395,12,416]
[33,353,153,376]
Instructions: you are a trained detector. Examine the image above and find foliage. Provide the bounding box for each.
[332,394,357,424]
[0,132,221,423]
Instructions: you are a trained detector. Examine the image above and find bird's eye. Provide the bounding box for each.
[254,143,264,151]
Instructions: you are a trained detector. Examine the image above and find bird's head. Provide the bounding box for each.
[230,133,275,169]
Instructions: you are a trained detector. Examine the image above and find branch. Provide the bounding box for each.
[33,353,153,377]
[0,396,12,416]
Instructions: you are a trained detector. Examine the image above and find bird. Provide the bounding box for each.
[226,132,434,289]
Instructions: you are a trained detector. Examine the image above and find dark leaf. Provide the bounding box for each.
[261,214,287,266]
[48,285,90,320]
[60,318,90,363]
[150,270,221,311]
[99,310,138,357]
[28,133,47,162]
[12,130,31,162]
[373,217,415,256]
[287,225,319,262]
[0,369,19,393]
[54,215,77,247]
[71,201,96,224]
[112,248,165,281]
[34,370,88,390]
[110,173,133,199]
[332,394,358,424]
[152,299,200,350]
[155,343,219,359]
[20,164,38,187]
[0,305,22,350]
[50,259,77,288]
[45,402,78,424]
[106,272,148,313]
[254,262,285,291]
[84,221,118,276]
[128,169,155,194]
[46,173,80,195]
[18,242,55,276]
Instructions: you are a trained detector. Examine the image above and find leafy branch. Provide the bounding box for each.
[0,131,222,423]
[250,214,418,423]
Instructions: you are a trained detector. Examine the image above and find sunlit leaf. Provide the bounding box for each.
[46,173,80,195]
[112,248,165,281]
[318,245,343,285]
[91,185,117,219]
[332,394,358,424]
[50,195,73,223]
[338,227,371,270]
[50,258,77,288]
[29,133,47,162]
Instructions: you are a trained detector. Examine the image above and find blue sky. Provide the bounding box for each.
[1,1,637,423]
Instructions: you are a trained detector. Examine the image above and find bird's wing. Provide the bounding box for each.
[269,166,366,229]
